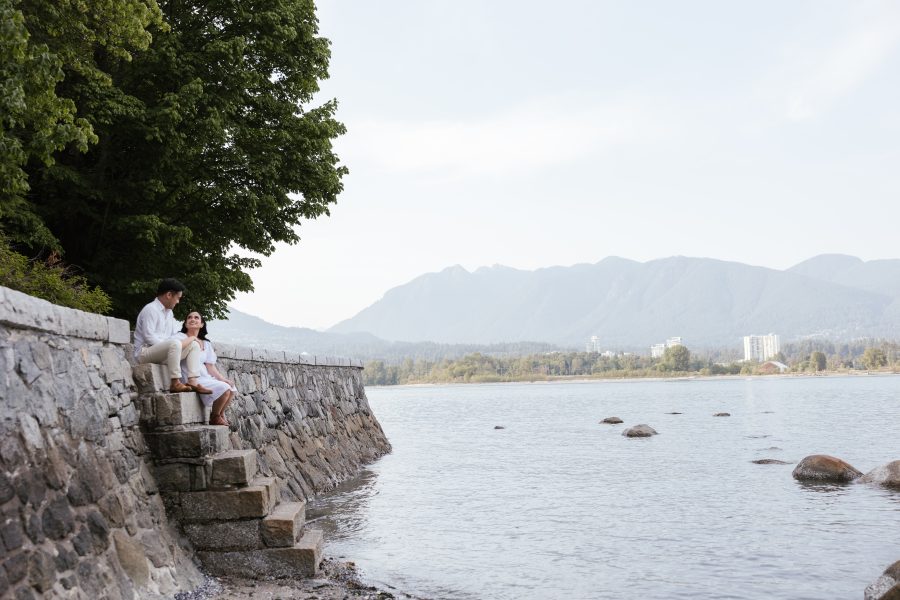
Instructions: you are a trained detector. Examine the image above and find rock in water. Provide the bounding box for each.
[752,459,790,465]
[865,560,900,600]
[792,454,863,483]
[493,425,505,430]
[858,460,900,488]
[600,417,623,424]
[622,424,657,437]
[713,412,730,417]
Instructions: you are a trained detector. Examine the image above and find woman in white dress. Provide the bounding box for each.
[174,311,237,426]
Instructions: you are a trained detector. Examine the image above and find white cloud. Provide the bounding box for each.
[339,96,667,177]
[779,6,900,120]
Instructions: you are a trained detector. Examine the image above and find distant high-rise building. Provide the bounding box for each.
[666,337,683,348]
[651,336,683,358]
[743,334,780,361]
[586,335,602,353]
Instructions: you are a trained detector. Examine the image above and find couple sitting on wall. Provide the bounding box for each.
[133,278,236,426]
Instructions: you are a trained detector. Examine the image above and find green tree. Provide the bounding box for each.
[862,348,887,370]
[12,0,346,321]
[810,351,827,372]
[662,345,691,371]
[0,0,163,248]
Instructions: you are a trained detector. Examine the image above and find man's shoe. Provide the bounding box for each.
[170,381,193,393]
[188,383,213,395]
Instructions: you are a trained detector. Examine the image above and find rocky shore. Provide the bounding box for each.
[176,558,416,600]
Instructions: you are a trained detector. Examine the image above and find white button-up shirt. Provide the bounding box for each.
[133,298,179,358]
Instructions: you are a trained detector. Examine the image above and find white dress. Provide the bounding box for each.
[173,334,237,406]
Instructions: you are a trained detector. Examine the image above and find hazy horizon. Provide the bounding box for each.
[230,1,900,330]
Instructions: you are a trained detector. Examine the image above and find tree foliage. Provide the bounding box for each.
[862,347,887,370]
[3,0,346,321]
[661,344,691,372]
[0,0,162,248]
[0,235,111,313]
[364,351,688,386]
[810,351,827,372]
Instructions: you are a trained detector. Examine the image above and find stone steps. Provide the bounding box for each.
[262,501,307,547]
[146,425,230,459]
[210,449,258,487]
[138,379,324,578]
[155,448,258,493]
[182,501,307,551]
[140,391,207,426]
[196,529,323,578]
[134,363,212,425]
[132,363,170,393]
[180,476,279,521]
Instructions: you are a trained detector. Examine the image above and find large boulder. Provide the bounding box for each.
[858,460,900,488]
[792,454,862,483]
[622,424,657,438]
[865,560,900,600]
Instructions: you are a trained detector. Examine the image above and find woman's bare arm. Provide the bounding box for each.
[206,363,234,386]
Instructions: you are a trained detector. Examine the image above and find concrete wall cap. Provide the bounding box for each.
[107,316,131,344]
[214,342,237,359]
[2,288,364,370]
[0,285,122,343]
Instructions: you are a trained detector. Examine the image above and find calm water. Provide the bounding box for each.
[308,376,900,600]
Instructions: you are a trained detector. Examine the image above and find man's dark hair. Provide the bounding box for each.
[157,278,186,295]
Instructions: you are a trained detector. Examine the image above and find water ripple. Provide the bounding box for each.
[312,376,900,600]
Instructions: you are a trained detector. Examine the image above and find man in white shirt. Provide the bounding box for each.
[134,278,212,394]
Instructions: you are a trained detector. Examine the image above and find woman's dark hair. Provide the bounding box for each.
[157,278,186,295]
[180,312,209,340]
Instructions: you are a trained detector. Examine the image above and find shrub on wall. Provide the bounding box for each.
[0,238,111,314]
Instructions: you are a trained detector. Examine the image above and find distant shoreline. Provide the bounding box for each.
[366,370,900,389]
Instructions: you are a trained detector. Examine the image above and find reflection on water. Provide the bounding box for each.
[308,471,379,541]
[311,376,900,600]
[794,481,857,494]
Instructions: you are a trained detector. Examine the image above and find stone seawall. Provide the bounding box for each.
[214,346,391,501]
[0,286,390,598]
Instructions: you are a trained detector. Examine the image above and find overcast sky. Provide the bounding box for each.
[230,0,900,330]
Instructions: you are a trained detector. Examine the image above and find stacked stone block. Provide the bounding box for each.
[134,365,323,578]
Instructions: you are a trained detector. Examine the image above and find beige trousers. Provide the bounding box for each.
[138,339,201,380]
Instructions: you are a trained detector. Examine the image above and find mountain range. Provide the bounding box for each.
[328,255,900,348]
[208,309,559,362]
